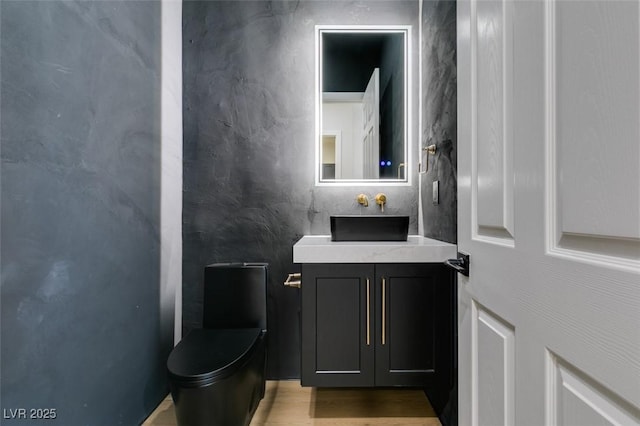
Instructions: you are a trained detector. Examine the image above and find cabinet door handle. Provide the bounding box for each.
[382,277,386,345]
[366,278,371,346]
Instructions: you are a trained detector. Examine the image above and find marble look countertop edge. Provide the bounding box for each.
[293,235,457,264]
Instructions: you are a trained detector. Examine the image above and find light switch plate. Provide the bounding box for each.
[433,180,439,205]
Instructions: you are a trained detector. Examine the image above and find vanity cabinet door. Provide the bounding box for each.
[374,263,448,387]
[300,263,375,387]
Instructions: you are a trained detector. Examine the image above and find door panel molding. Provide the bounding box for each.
[471,0,515,247]
[471,300,515,426]
[460,0,640,423]
[545,0,640,272]
[545,350,640,425]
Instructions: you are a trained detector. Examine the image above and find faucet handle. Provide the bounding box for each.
[375,193,387,212]
[356,193,369,207]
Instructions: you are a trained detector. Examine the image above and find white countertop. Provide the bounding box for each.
[293,235,457,264]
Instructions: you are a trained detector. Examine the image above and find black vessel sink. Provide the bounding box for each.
[330,215,409,242]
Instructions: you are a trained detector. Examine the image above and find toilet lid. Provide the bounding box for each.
[167,328,262,383]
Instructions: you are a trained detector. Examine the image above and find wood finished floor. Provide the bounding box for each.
[143,380,441,425]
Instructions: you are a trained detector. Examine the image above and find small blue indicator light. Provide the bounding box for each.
[380,161,385,166]
[386,161,392,166]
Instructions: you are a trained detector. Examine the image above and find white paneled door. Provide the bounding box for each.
[363,68,380,179]
[457,0,640,425]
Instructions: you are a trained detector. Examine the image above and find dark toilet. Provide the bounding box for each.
[167,263,268,426]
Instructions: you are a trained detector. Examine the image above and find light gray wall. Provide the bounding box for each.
[421,0,457,244]
[183,0,419,379]
[161,0,184,346]
[1,1,180,424]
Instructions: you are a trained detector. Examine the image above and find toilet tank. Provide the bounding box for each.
[202,262,268,331]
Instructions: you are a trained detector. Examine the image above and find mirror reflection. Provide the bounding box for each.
[317,27,409,182]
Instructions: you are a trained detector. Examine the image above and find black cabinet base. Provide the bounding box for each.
[300,263,455,396]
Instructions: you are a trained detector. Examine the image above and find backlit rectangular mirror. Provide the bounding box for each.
[316,25,411,185]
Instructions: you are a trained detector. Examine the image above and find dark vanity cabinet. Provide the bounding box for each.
[300,264,374,387]
[300,263,453,389]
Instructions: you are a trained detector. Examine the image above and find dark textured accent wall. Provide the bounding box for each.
[1,2,170,424]
[421,0,457,244]
[183,0,419,379]
[421,2,457,424]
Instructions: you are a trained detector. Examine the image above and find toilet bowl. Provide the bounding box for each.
[167,263,268,426]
